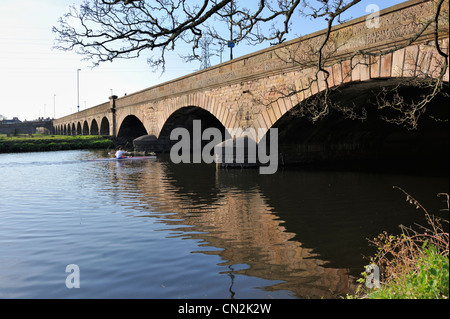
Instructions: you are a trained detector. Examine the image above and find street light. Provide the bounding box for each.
[53,94,56,119]
[228,0,235,61]
[77,69,81,112]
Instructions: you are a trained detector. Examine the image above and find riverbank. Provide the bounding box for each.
[0,134,115,153]
[349,188,449,299]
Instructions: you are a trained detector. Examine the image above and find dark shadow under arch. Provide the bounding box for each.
[91,119,99,135]
[82,121,89,135]
[100,117,110,136]
[76,122,82,135]
[117,115,148,147]
[158,106,227,156]
[271,80,449,175]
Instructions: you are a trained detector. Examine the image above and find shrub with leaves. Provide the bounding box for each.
[353,187,449,299]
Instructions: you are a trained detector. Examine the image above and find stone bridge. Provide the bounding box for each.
[53,0,449,170]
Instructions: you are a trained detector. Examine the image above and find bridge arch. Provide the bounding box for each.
[91,119,99,135]
[76,122,82,135]
[82,120,89,135]
[154,93,234,138]
[267,77,449,172]
[157,105,227,153]
[117,115,148,146]
[254,39,449,136]
[100,117,110,135]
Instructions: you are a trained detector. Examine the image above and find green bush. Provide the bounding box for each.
[0,135,116,153]
[367,245,449,299]
[90,139,114,149]
[59,142,71,150]
[47,142,61,151]
[349,188,449,299]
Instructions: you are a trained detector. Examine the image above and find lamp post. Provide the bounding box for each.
[228,0,235,60]
[228,41,234,60]
[53,94,56,119]
[77,69,81,112]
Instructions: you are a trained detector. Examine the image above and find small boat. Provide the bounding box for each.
[88,155,157,162]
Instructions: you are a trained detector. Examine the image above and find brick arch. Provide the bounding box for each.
[82,120,90,135]
[115,106,147,136]
[116,114,148,143]
[76,122,82,135]
[253,41,449,141]
[155,92,235,138]
[90,118,99,135]
[99,116,111,135]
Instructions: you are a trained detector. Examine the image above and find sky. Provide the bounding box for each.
[0,0,406,121]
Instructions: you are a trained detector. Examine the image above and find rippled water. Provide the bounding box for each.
[0,150,447,298]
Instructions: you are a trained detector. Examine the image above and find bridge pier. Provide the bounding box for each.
[109,95,118,138]
[133,134,162,154]
[214,137,259,169]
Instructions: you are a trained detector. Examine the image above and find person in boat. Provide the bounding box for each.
[115,148,128,159]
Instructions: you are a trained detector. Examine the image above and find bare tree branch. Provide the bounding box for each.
[256,0,449,129]
[53,0,233,70]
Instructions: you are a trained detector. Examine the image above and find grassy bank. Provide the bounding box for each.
[350,187,449,299]
[0,134,115,153]
[364,244,448,299]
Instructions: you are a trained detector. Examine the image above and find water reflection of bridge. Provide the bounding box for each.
[108,159,362,298]
[106,157,449,298]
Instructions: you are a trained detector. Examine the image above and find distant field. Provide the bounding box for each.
[0,134,115,153]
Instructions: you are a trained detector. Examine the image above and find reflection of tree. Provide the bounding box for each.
[111,160,358,298]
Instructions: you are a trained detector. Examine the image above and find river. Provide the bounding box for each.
[0,150,447,298]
